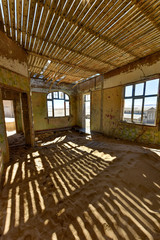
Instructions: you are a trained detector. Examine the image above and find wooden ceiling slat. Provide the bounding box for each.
[109,10,147,41]
[54,14,138,58]
[1,0,160,84]
[35,36,115,68]
[2,0,10,35]
[133,0,160,33]
[22,0,29,42]
[94,1,132,34]
[9,0,15,40]
[34,1,138,59]
[28,51,97,75]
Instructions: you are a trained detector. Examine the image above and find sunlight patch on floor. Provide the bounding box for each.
[41,135,66,146]
[34,157,44,172]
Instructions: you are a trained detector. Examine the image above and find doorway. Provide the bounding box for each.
[84,93,91,134]
[3,100,16,136]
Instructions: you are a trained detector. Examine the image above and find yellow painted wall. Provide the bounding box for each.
[32,92,76,131]
[76,53,160,145]
[0,30,31,183]
[91,90,101,132]
[77,86,160,145]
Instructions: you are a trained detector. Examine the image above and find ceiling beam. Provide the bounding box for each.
[133,0,160,32]
[40,0,138,59]
[58,15,138,59]
[2,22,117,68]
[26,38,117,68]
[28,51,98,75]
[24,0,125,66]
[28,64,87,80]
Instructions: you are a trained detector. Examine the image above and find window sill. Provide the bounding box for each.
[45,116,70,119]
[120,120,157,128]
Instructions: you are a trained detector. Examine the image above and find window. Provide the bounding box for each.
[123,79,159,125]
[47,91,70,117]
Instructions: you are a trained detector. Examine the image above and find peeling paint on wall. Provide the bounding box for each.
[0,56,28,78]
[77,69,160,145]
[0,31,28,78]
[102,86,160,145]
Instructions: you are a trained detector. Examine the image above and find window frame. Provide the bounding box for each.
[47,91,70,118]
[122,78,159,126]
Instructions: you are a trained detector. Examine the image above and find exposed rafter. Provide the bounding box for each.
[28,51,98,74]
[54,14,139,59]
[1,0,160,84]
[36,0,138,59]
[28,65,86,80]
[27,38,117,69]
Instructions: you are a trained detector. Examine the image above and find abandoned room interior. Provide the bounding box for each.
[0,0,160,239]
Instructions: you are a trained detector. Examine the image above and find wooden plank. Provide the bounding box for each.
[28,51,98,74]
[2,0,9,35]
[133,0,160,32]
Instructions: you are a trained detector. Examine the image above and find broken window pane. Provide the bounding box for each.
[143,97,157,125]
[135,83,144,96]
[123,99,133,122]
[125,85,133,97]
[145,79,159,96]
[133,98,143,123]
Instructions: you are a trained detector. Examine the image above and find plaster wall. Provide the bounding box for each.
[0,31,28,78]
[32,91,76,131]
[0,31,33,183]
[103,51,160,89]
[76,53,160,145]
[103,61,160,89]
[91,90,101,132]
[76,93,83,127]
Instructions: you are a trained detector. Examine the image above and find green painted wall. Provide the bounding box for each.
[32,92,76,131]
[0,67,30,92]
[0,31,32,184]
[0,90,9,183]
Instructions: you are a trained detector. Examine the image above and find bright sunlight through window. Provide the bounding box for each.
[47,91,70,117]
[123,79,159,125]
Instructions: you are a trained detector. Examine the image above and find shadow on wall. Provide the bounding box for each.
[0,131,160,240]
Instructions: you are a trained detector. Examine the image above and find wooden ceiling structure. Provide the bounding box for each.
[0,0,160,85]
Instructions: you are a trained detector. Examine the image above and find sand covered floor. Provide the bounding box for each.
[0,131,160,240]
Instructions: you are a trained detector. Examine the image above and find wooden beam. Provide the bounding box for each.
[27,51,98,75]
[29,65,86,80]
[59,14,138,59]
[27,37,117,68]
[28,0,119,67]
[38,0,138,59]
[72,81,82,89]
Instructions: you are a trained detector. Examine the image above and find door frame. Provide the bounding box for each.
[82,92,91,133]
